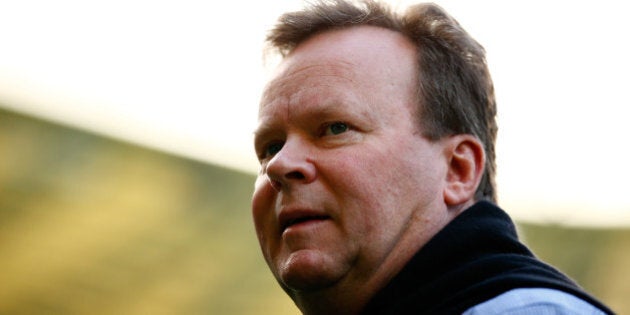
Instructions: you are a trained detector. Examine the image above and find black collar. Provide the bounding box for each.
[362,201,613,314]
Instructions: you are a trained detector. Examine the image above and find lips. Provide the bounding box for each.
[279,208,330,232]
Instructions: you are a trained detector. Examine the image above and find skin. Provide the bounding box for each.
[252,26,484,314]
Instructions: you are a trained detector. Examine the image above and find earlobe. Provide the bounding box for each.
[443,135,485,206]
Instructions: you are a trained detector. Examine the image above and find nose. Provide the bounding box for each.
[264,137,316,191]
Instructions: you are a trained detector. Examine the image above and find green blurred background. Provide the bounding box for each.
[1,107,628,314]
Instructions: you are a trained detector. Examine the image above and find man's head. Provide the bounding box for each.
[252,1,495,313]
[267,0,497,202]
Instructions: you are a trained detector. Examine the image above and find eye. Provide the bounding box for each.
[263,142,283,158]
[323,122,349,136]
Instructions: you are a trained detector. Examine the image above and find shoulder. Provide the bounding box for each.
[463,288,609,315]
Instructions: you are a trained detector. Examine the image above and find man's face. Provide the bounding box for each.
[252,26,450,292]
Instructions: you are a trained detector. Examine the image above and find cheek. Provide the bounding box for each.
[331,145,401,194]
[328,141,436,221]
[324,149,396,225]
[251,177,278,242]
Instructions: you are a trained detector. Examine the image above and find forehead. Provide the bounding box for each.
[260,59,358,110]
[262,26,417,100]
[257,26,418,132]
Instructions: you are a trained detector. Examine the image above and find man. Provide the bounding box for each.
[252,1,613,314]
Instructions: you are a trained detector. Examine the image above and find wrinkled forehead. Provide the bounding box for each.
[260,58,357,109]
[259,25,418,108]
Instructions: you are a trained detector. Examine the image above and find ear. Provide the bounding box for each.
[442,135,486,206]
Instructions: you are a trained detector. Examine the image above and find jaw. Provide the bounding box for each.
[284,211,457,315]
[275,244,401,315]
[286,268,380,315]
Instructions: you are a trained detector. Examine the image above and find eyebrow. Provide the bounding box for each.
[253,121,274,141]
[301,98,374,126]
[254,95,373,137]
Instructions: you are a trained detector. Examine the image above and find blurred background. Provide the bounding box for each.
[1,0,629,314]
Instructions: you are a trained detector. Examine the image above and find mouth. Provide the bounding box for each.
[285,215,329,229]
[279,210,330,232]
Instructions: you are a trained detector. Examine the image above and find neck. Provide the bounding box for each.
[290,263,400,315]
[291,284,371,315]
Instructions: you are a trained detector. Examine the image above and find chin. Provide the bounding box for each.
[277,249,344,291]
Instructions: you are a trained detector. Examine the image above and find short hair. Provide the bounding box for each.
[265,0,498,202]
